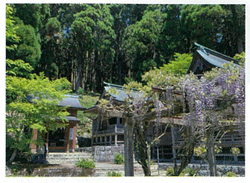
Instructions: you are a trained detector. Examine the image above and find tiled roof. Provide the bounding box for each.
[104,82,141,102]
[187,43,240,74]
[59,94,85,110]
[27,94,85,110]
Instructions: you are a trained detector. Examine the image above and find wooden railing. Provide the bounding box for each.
[93,124,124,135]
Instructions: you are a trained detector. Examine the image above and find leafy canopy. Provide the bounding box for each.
[6,73,71,154]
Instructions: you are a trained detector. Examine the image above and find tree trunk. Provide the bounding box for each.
[8,149,17,164]
[134,122,151,176]
[173,126,195,176]
[83,51,89,91]
[75,58,82,93]
[146,144,151,176]
[171,126,176,160]
[206,128,217,176]
[91,50,97,92]
[124,119,134,176]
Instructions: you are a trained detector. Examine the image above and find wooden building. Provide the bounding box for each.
[85,43,245,163]
[30,95,85,153]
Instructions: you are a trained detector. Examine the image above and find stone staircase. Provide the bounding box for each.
[46,152,94,164]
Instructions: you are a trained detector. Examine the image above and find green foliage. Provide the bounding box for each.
[71,4,116,92]
[226,171,236,177]
[234,52,245,66]
[122,7,166,81]
[194,145,207,158]
[180,5,227,50]
[77,87,85,95]
[166,166,174,176]
[6,73,71,163]
[166,166,196,176]
[77,93,99,136]
[45,17,61,37]
[230,147,240,156]
[75,158,95,169]
[14,4,50,31]
[185,167,196,176]
[6,59,33,77]
[107,171,122,177]
[160,53,193,75]
[15,23,41,68]
[114,153,124,164]
[6,5,20,52]
[178,169,188,176]
[6,4,245,94]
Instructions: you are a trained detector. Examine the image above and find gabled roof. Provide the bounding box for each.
[83,82,142,114]
[59,94,85,110]
[103,82,140,102]
[187,43,240,74]
[27,94,85,111]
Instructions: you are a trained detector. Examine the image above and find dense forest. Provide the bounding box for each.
[6,4,245,93]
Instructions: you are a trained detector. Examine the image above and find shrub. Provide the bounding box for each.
[107,171,122,177]
[114,153,124,164]
[75,158,95,169]
[179,169,187,177]
[185,167,196,176]
[77,87,85,95]
[166,166,174,176]
[226,171,236,177]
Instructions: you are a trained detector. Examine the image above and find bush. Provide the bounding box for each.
[114,153,124,164]
[179,169,187,177]
[166,166,174,176]
[107,171,122,177]
[77,87,85,95]
[185,167,196,176]
[226,171,236,177]
[75,158,95,169]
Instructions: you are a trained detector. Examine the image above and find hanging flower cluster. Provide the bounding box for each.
[159,64,245,136]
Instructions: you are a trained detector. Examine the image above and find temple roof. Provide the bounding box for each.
[83,82,142,114]
[187,43,240,74]
[103,82,140,102]
[27,94,85,110]
[59,94,85,110]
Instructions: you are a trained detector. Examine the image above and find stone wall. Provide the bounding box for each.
[46,152,93,164]
[94,145,124,162]
[161,163,245,177]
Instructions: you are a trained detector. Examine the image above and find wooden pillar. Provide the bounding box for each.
[104,136,107,145]
[71,123,77,152]
[65,126,70,153]
[124,118,134,176]
[115,125,117,146]
[115,134,117,146]
[109,135,112,145]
